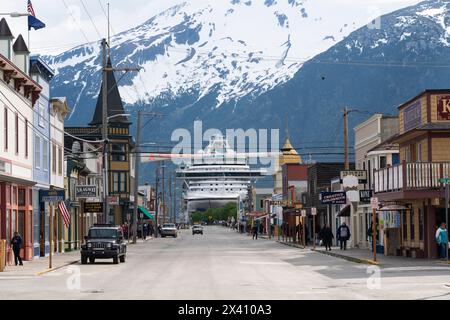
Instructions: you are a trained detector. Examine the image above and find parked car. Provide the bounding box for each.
[81,224,127,264]
[161,223,178,238]
[192,225,203,235]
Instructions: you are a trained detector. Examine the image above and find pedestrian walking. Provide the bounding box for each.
[252,225,258,240]
[435,222,448,260]
[11,232,23,266]
[322,225,334,251]
[337,222,351,250]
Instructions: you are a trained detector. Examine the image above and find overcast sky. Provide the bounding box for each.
[2,0,422,55]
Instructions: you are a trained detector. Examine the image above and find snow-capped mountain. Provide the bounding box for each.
[45,0,411,125]
[223,0,450,149]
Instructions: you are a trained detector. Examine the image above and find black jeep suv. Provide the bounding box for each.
[81,224,127,264]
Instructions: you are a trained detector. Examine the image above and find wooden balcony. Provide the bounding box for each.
[374,161,450,200]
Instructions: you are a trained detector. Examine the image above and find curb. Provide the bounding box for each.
[313,249,379,265]
[276,240,308,250]
[36,259,79,276]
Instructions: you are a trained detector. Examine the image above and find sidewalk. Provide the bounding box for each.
[258,235,450,268]
[313,247,450,268]
[0,238,154,277]
[1,250,80,277]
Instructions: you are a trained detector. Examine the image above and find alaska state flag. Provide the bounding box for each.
[27,0,46,31]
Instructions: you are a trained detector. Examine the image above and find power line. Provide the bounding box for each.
[61,0,92,44]
[79,0,103,40]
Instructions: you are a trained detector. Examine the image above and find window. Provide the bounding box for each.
[38,103,45,128]
[35,135,41,169]
[403,212,407,240]
[18,189,25,206]
[4,107,8,150]
[392,153,400,165]
[405,145,411,162]
[113,172,127,192]
[419,208,424,241]
[111,144,126,161]
[42,140,48,171]
[410,210,415,240]
[58,147,62,175]
[15,113,19,154]
[379,156,387,169]
[52,144,57,173]
[25,120,28,157]
[416,143,422,162]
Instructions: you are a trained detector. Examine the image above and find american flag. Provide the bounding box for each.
[59,201,71,229]
[27,0,36,17]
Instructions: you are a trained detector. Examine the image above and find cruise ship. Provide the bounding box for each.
[176,135,266,216]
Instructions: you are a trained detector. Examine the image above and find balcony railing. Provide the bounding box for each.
[374,161,450,193]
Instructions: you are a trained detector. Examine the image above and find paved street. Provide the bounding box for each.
[0,226,449,300]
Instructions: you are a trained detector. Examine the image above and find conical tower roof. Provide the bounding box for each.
[0,18,13,39]
[89,58,130,126]
[13,35,29,53]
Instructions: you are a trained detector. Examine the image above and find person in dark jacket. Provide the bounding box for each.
[322,225,334,251]
[252,225,258,240]
[11,232,23,266]
[337,222,351,250]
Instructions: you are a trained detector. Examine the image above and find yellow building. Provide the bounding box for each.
[273,133,302,195]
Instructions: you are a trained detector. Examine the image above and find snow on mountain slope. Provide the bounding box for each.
[45,0,421,123]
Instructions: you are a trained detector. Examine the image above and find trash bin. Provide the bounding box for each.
[0,239,6,272]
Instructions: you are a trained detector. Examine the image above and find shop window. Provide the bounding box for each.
[18,210,25,240]
[403,211,407,240]
[12,186,17,205]
[410,210,415,240]
[419,208,424,241]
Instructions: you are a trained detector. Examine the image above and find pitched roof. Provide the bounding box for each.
[89,58,130,126]
[13,35,29,53]
[0,18,13,38]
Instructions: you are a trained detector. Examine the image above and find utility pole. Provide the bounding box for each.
[154,162,159,237]
[132,111,142,244]
[173,172,177,224]
[169,174,172,224]
[101,38,109,224]
[162,161,165,223]
[343,106,350,170]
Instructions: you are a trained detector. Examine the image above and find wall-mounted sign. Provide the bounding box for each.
[359,190,373,203]
[311,207,317,216]
[84,202,103,213]
[437,95,450,121]
[301,210,306,217]
[108,196,119,205]
[75,185,97,198]
[320,192,347,205]
[40,190,65,203]
[403,100,422,131]
[340,170,367,184]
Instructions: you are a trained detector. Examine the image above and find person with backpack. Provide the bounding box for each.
[436,222,448,260]
[337,222,351,250]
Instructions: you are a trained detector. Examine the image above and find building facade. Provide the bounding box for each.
[374,90,450,258]
[353,114,399,250]
[0,19,41,263]
[29,56,53,258]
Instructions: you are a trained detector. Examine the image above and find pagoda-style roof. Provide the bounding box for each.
[0,18,13,38]
[89,58,130,126]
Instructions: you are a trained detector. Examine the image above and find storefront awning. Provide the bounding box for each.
[337,204,350,217]
[138,206,155,220]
